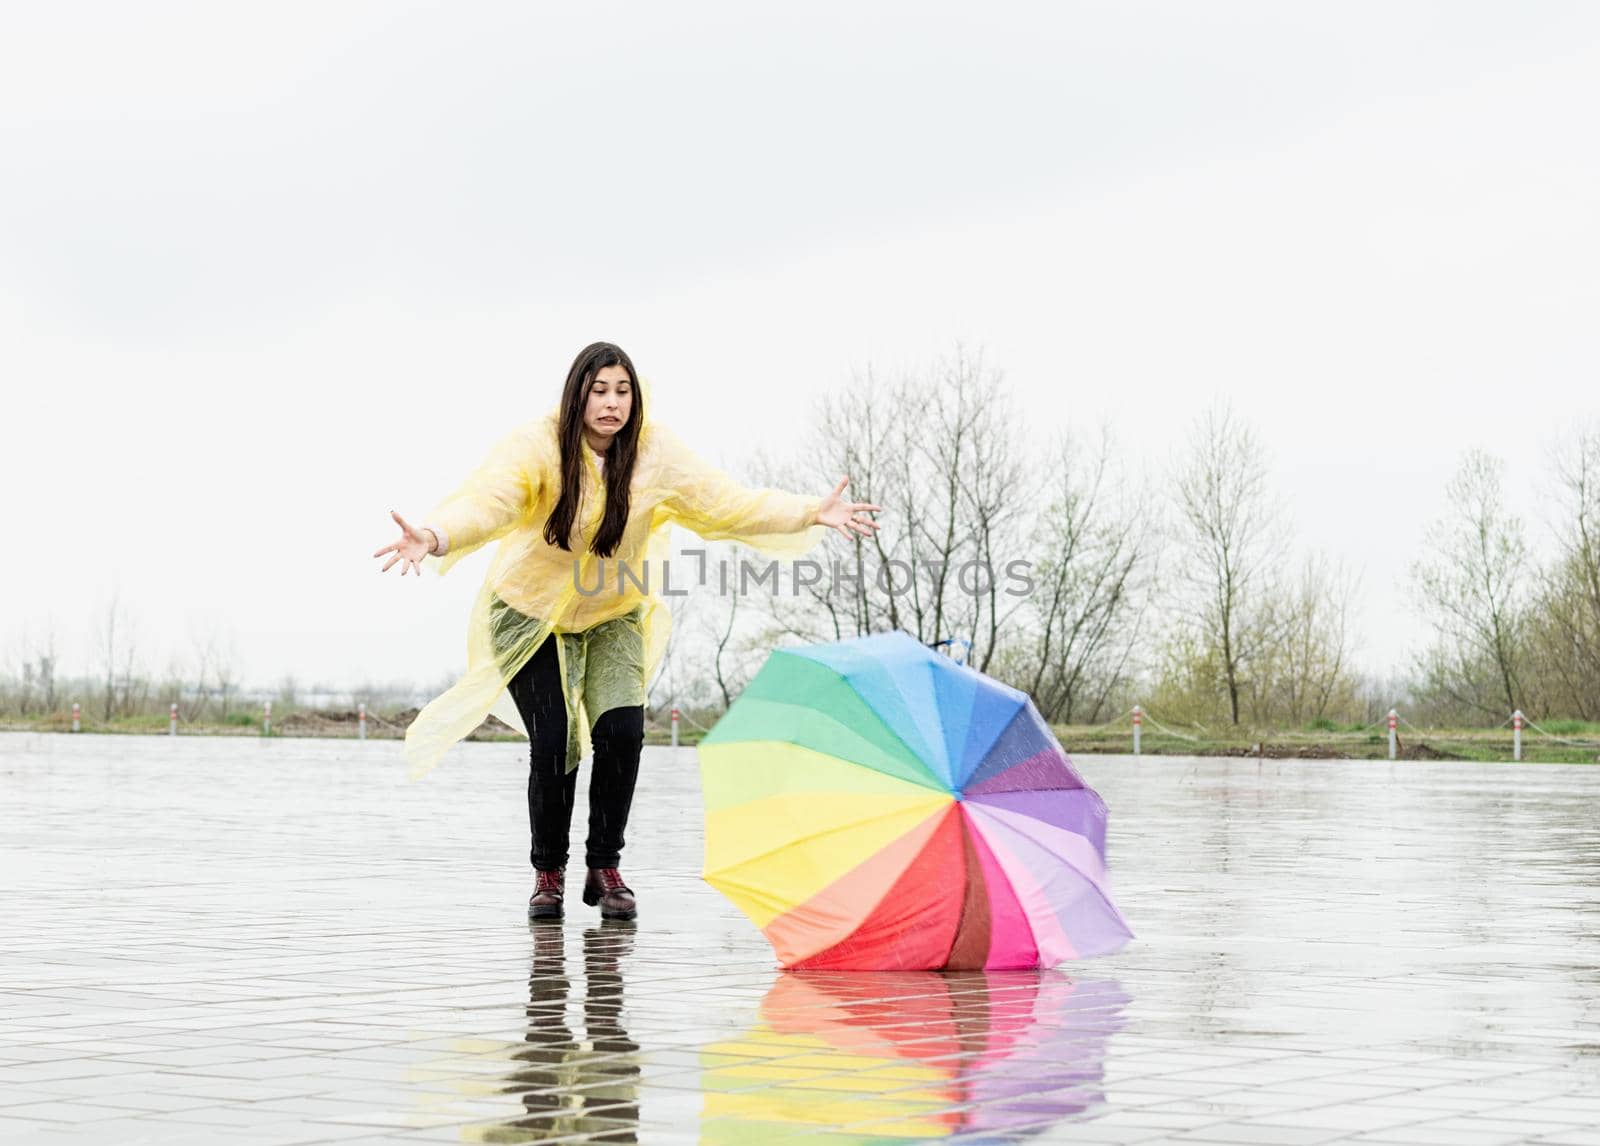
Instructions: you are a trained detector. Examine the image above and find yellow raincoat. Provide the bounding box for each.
[405,382,827,780]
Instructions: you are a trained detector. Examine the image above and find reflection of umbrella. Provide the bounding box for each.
[701,632,1132,969]
[700,972,1128,1142]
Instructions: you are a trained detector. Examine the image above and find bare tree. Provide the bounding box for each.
[663,539,760,712]
[646,585,708,716]
[810,368,893,639]
[116,611,146,717]
[884,347,1027,669]
[949,358,1028,672]
[215,647,238,721]
[1018,428,1153,723]
[5,623,59,717]
[35,625,58,714]
[94,592,125,721]
[187,626,216,721]
[709,587,740,710]
[277,675,300,710]
[758,346,1026,669]
[10,644,36,717]
[159,654,188,721]
[1411,448,1529,717]
[1269,554,1360,725]
[1526,424,1600,719]
[191,622,241,722]
[762,361,919,642]
[1170,403,1287,725]
[736,437,866,645]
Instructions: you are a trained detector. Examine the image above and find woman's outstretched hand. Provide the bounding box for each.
[814,476,883,541]
[373,510,436,577]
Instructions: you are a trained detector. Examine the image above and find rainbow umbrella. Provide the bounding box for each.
[700,631,1133,970]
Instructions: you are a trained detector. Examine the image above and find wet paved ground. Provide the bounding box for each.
[2,732,1598,1145]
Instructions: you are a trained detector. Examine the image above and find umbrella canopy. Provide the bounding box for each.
[701,631,1133,970]
[700,971,1128,1142]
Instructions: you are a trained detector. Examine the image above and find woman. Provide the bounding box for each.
[373,342,880,921]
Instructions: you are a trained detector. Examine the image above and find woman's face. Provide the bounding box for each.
[583,365,634,447]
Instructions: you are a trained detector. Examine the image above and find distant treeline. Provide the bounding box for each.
[6,347,1597,732]
[648,347,1600,731]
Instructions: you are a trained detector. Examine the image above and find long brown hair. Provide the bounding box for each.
[542,341,643,557]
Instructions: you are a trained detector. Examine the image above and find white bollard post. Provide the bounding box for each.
[169,702,178,736]
[671,706,680,749]
[1387,709,1398,761]
[1132,706,1143,756]
[1513,709,1523,762]
[263,699,272,737]
[71,702,81,733]
[358,703,367,741]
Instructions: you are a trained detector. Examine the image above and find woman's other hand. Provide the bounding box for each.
[813,477,882,541]
[373,510,437,576]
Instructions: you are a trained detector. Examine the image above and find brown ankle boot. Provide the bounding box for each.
[582,868,636,920]
[528,868,565,920]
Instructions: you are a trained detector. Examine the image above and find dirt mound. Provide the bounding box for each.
[285,709,364,726]
[468,714,516,739]
[274,709,399,736]
[1205,743,1345,760]
[387,708,515,738]
[1399,741,1464,760]
[276,711,347,732]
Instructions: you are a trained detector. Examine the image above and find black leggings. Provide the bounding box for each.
[505,634,644,872]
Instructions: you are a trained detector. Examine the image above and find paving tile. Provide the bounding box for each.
[1173,1120,1347,1144]
[1417,1115,1591,1136]
[1347,1127,1536,1146]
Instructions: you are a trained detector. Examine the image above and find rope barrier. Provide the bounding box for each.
[676,707,716,733]
[1364,712,1600,757]
[645,706,717,734]
[1133,709,1205,743]
[1396,713,1501,744]
[1522,717,1600,747]
[1052,707,1134,731]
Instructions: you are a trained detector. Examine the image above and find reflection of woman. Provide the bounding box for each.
[374,342,879,919]
[481,922,640,1144]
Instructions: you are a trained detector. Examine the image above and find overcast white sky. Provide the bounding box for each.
[3,2,1597,695]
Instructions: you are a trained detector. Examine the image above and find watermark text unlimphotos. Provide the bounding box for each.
[572,550,1035,598]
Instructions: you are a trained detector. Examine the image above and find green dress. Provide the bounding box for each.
[489,596,647,771]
